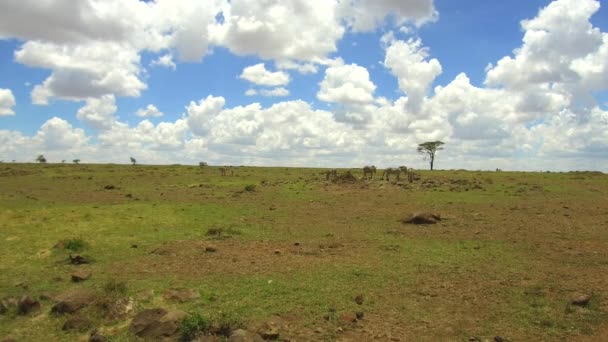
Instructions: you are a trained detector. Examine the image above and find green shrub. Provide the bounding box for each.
[244,184,256,192]
[64,238,87,252]
[180,313,211,341]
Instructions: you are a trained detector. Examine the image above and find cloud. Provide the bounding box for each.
[317,64,376,105]
[259,87,289,97]
[16,41,145,104]
[150,54,176,70]
[76,95,118,130]
[338,0,437,32]
[384,37,442,112]
[135,104,164,118]
[36,117,89,150]
[240,63,290,86]
[0,88,16,116]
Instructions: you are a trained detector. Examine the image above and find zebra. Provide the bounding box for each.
[325,169,338,181]
[383,166,408,181]
[220,166,233,176]
[362,165,377,180]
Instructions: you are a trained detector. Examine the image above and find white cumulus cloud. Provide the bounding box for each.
[240,63,290,86]
[135,104,164,118]
[0,88,16,116]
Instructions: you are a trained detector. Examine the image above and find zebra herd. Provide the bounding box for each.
[326,165,416,182]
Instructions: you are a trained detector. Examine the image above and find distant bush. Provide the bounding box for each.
[244,184,256,192]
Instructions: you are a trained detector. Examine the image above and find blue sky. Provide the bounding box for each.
[0,0,607,170]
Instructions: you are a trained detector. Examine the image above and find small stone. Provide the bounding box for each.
[294,242,300,246]
[205,246,217,253]
[274,250,282,255]
[17,296,40,315]
[71,269,92,282]
[89,333,108,342]
[468,337,481,342]
[571,294,592,307]
[314,327,323,334]
[354,294,364,305]
[336,327,344,333]
[494,336,505,342]
[69,254,90,265]
[162,288,200,303]
[51,288,97,314]
[355,311,364,320]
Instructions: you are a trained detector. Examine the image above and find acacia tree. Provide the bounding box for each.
[73,159,80,164]
[36,154,47,164]
[417,141,445,171]
[130,157,136,165]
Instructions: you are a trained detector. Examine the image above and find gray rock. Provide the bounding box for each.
[17,295,40,315]
[129,308,187,338]
[228,329,264,342]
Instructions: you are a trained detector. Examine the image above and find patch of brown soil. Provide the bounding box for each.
[119,239,360,278]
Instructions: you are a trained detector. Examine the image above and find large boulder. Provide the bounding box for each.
[51,288,97,315]
[228,329,264,342]
[129,308,187,339]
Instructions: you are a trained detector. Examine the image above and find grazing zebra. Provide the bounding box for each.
[363,165,377,179]
[325,169,338,181]
[220,166,233,176]
[383,166,408,181]
[407,168,416,183]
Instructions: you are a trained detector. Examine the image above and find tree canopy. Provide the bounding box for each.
[417,141,445,170]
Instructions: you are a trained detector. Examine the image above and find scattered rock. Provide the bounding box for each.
[62,316,92,332]
[104,185,115,190]
[136,289,154,302]
[401,212,441,225]
[354,294,364,305]
[69,254,91,265]
[71,269,92,282]
[162,288,200,303]
[129,308,186,339]
[494,336,506,342]
[468,337,480,342]
[228,329,264,342]
[51,288,97,315]
[273,250,282,255]
[17,296,40,315]
[293,242,300,246]
[339,314,357,324]
[89,332,108,342]
[259,321,280,340]
[205,246,217,253]
[355,311,364,320]
[571,294,592,307]
[0,297,18,314]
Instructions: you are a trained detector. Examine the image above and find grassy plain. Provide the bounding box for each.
[0,163,607,341]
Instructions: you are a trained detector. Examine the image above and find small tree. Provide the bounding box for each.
[130,157,136,165]
[417,141,445,171]
[73,159,80,164]
[36,154,47,164]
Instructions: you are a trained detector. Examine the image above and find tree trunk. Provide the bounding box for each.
[430,156,434,170]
